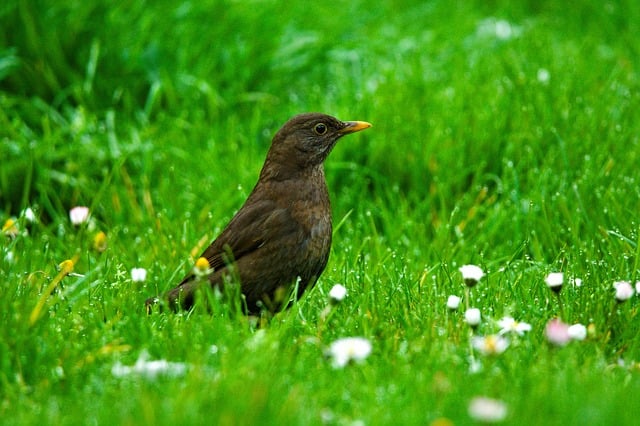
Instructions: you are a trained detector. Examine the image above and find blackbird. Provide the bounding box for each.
[146,113,371,314]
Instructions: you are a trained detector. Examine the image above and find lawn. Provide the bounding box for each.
[1,0,640,424]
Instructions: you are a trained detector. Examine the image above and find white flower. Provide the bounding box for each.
[112,351,187,379]
[464,308,482,327]
[468,397,508,423]
[446,295,461,310]
[497,316,532,335]
[536,68,550,84]
[545,272,564,292]
[22,207,37,223]
[327,337,372,368]
[614,281,634,301]
[567,324,587,341]
[635,281,640,294]
[471,335,509,356]
[131,267,148,283]
[69,206,90,225]
[459,265,484,286]
[328,284,347,304]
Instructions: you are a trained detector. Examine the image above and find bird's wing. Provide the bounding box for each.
[199,199,300,271]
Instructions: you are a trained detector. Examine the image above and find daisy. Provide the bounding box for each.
[69,206,90,225]
[497,316,532,335]
[464,308,482,327]
[459,265,484,287]
[613,281,634,302]
[545,318,570,346]
[112,351,187,379]
[471,335,509,356]
[446,295,461,310]
[468,397,508,423]
[2,218,19,238]
[545,272,564,293]
[193,257,213,278]
[22,207,37,223]
[326,337,372,368]
[567,324,587,341]
[328,284,347,304]
[131,267,148,283]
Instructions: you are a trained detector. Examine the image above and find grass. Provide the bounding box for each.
[2,0,640,424]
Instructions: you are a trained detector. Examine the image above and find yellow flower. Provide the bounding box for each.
[2,218,19,238]
[93,231,108,252]
[58,259,75,276]
[30,256,79,325]
[193,257,212,278]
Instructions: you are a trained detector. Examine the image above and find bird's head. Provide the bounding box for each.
[262,113,371,179]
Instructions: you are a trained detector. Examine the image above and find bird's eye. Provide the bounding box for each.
[314,123,327,135]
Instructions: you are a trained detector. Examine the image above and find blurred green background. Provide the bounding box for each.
[2,1,640,425]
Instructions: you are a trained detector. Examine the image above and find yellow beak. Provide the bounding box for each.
[340,121,372,134]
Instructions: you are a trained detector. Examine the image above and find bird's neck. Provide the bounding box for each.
[255,164,330,205]
[258,157,321,182]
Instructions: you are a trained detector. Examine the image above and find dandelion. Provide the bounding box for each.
[328,284,347,304]
[464,308,482,328]
[497,316,532,335]
[326,337,372,368]
[613,281,634,302]
[567,323,587,341]
[111,351,187,379]
[131,267,147,283]
[69,206,90,225]
[468,397,508,423]
[93,231,107,252]
[446,295,461,310]
[471,335,509,356]
[545,318,570,346]
[545,272,564,293]
[459,264,484,287]
[635,281,640,294]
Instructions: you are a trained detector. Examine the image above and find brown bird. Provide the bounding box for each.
[146,113,371,314]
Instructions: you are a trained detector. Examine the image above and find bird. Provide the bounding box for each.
[146,113,371,315]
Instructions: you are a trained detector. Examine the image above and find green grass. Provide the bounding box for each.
[2,0,640,424]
